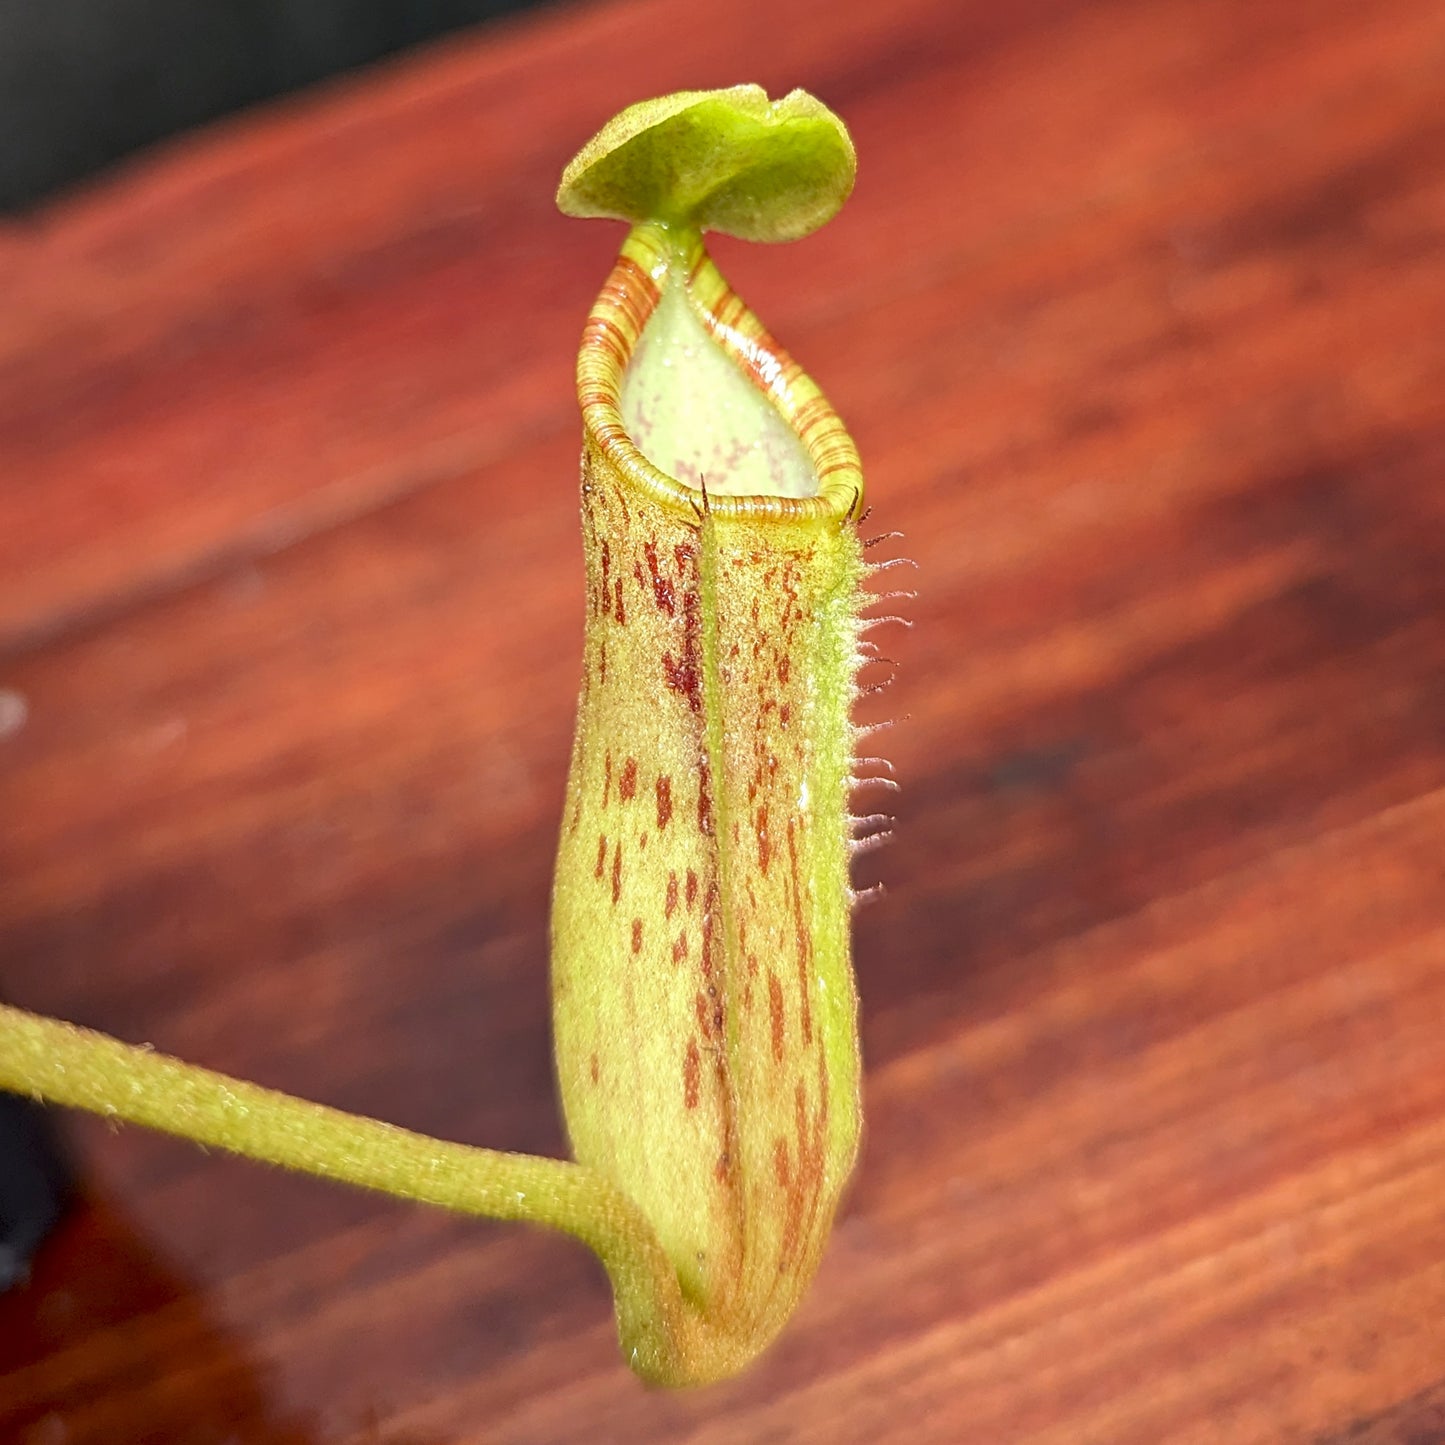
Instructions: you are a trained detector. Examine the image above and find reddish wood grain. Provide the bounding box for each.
[3,0,1445,1439]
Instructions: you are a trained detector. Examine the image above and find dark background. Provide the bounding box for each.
[0,0,552,210]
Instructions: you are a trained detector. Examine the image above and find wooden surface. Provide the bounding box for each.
[3,0,1445,1438]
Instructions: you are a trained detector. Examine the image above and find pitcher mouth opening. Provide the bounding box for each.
[577,224,864,526]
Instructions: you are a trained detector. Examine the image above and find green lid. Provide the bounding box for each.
[557,85,855,243]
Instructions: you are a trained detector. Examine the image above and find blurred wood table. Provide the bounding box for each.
[4,0,1445,1440]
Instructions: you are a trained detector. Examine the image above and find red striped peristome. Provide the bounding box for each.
[575,224,865,523]
[550,221,875,1384]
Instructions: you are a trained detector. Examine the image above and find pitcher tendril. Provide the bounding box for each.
[0,85,886,1389]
